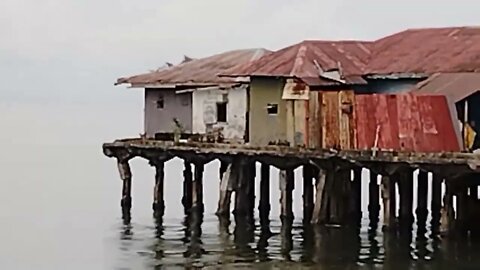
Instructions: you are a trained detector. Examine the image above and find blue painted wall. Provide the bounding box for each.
[354,78,424,94]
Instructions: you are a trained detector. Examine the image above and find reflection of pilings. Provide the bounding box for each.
[398,169,414,227]
[351,167,362,224]
[381,175,396,229]
[280,216,293,261]
[192,163,204,212]
[259,163,270,226]
[183,210,205,258]
[368,171,380,224]
[279,169,295,221]
[216,162,233,217]
[117,160,132,216]
[182,161,193,214]
[416,170,429,225]
[152,161,165,217]
[233,215,255,259]
[431,173,443,232]
[303,165,315,223]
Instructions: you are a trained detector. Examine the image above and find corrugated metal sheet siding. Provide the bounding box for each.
[355,94,461,152]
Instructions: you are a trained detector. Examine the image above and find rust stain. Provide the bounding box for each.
[355,93,462,152]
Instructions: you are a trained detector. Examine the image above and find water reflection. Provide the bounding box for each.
[115,211,480,269]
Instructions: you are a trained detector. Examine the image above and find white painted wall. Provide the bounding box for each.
[192,86,247,142]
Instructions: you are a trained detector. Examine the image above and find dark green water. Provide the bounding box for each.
[1,103,480,269]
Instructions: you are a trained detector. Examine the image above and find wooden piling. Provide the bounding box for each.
[416,170,429,224]
[152,162,165,216]
[311,168,327,224]
[351,167,362,223]
[398,170,414,227]
[440,181,455,235]
[279,169,295,221]
[330,169,351,224]
[368,171,380,223]
[456,184,469,232]
[219,160,228,181]
[192,163,204,212]
[117,160,132,212]
[259,163,271,225]
[234,158,249,217]
[182,161,193,214]
[303,165,315,222]
[381,175,396,228]
[431,173,442,230]
[216,163,233,217]
[247,161,256,218]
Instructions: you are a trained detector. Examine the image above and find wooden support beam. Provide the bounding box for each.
[381,175,396,228]
[279,168,295,221]
[431,173,443,231]
[182,161,193,214]
[117,160,132,214]
[368,171,380,223]
[259,163,271,226]
[216,163,233,217]
[192,163,204,212]
[311,168,327,224]
[219,160,229,180]
[416,170,429,225]
[398,169,414,227]
[152,162,165,217]
[303,165,315,223]
[351,167,362,223]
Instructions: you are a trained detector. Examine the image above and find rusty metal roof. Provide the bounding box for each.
[411,73,480,102]
[355,93,462,152]
[116,48,270,88]
[366,27,480,76]
[222,40,372,86]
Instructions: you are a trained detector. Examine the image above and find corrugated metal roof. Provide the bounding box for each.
[116,48,270,88]
[366,27,480,76]
[222,40,372,86]
[355,94,462,152]
[411,73,480,102]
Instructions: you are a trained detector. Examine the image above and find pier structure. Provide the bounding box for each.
[104,139,480,234]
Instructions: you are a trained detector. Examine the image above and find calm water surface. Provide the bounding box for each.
[1,102,480,270]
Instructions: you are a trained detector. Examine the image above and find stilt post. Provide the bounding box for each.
[303,164,315,222]
[398,169,414,227]
[152,161,165,216]
[117,160,132,213]
[182,161,193,214]
[311,168,327,224]
[381,175,396,229]
[351,167,362,223]
[192,162,204,212]
[431,173,442,231]
[416,170,429,225]
[216,162,234,217]
[368,171,380,223]
[279,168,295,221]
[259,163,270,225]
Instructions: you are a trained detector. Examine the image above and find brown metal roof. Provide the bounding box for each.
[366,27,480,76]
[411,73,480,102]
[116,48,270,88]
[222,40,372,86]
[355,93,462,152]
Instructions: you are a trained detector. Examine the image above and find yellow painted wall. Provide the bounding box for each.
[249,77,287,146]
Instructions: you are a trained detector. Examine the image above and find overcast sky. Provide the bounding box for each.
[1,0,479,104]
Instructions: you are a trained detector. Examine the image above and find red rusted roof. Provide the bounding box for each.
[223,40,372,86]
[411,73,480,102]
[355,94,462,152]
[366,27,480,76]
[116,48,270,88]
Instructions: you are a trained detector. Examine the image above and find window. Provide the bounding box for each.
[156,95,165,109]
[267,103,278,115]
[216,102,227,123]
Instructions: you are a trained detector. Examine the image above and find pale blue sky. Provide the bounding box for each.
[1,0,479,104]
